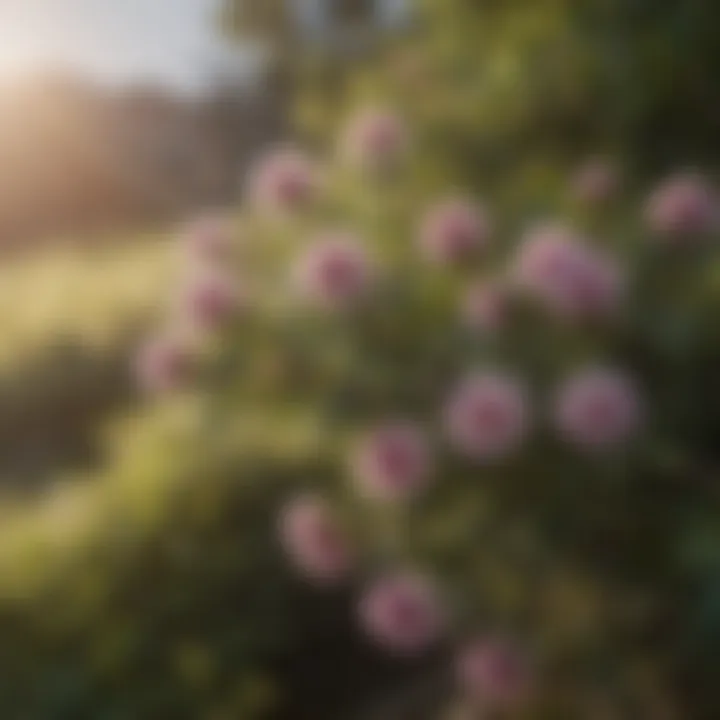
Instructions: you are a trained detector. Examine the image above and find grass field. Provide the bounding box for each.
[0,234,177,490]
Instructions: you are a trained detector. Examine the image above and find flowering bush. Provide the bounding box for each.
[132,107,720,715]
[0,2,717,716]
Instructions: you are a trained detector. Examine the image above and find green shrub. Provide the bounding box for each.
[3,2,720,717]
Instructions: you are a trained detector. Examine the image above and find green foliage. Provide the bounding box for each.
[213,153,720,717]
[293,0,720,174]
[0,2,719,718]
[3,157,718,717]
[0,399,434,718]
[0,238,173,485]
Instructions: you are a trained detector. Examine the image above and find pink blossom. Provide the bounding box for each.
[513,224,622,320]
[341,108,409,173]
[352,422,433,501]
[443,371,529,461]
[419,197,491,265]
[181,214,235,263]
[249,147,318,215]
[278,495,353,584]
[461,280,509,333]
[645,172,718,238]
[554,367,643,450]
[294,231,374,310]
[571,158,620,205]
[177,270,242,331]
[456,637,532,710]
[133,333,194,394]
[359,573,446,655]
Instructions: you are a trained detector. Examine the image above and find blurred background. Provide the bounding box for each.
[0,0,272,490]
[0,1,719,718]
[0,0,271,250]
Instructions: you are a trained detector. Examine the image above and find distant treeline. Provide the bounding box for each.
[0,75,282,252]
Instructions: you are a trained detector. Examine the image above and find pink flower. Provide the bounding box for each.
[294,231,374,310]
[645,172,717,238]
[341,108,409,173]
[456,637,532,710]
[133,333,195,394]
[513,224,622,320]
[443,371,529,461]
[419,197,491,265]
[571,158,620,205]
[181,213,235,263]
[352,422,433,501]
[278,495,353,584]
[359,573,446,655]
[461,280,509,333]
[554,367,643,450]
[249,147,318,215]
[177,270,243,331]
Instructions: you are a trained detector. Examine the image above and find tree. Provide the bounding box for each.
[223,0,720,170]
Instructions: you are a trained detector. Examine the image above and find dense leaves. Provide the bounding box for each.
[0,1,719,718]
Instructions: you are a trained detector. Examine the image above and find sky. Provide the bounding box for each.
[0,0,411,93]
[0,0,237,93]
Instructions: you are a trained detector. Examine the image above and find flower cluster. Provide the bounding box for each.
[513,223,623,321]
[554,367,643,451]
[293,230,375,310]
[352,421,433,502]
[278,495,353,584]
[340,107,409,174]
[248,147,320,216]
[645,172,717,239]
[262,116,673,709]
[419,196,491,266]
[133,212,243,394]
[138,107,718,711]
[359,572,446,655]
